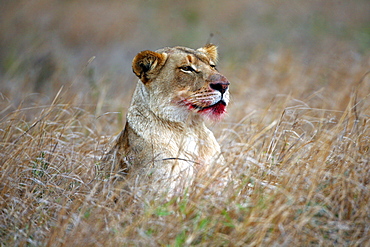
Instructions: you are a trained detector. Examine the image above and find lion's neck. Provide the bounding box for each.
[127,82,219,155]
[129,82,203,130]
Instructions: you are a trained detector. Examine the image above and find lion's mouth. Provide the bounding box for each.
[180,96,227,121]
[190,100,227,117]
[197,100,226,110]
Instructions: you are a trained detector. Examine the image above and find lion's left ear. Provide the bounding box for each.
[132,50,168,84]
[197,44,218,63]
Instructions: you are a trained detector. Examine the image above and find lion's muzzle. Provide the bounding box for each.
[208,74,230,95]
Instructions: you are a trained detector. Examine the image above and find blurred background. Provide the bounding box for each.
[0,0,369,123]
[2,2,370,245]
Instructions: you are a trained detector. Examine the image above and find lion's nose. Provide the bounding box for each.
[210,81,229,94]
[209,74,230,94]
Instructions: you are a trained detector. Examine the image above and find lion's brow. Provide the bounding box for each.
[174,47,209,64]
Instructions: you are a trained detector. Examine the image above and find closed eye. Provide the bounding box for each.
[210,64,217,69]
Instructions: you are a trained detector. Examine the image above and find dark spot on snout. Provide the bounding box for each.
[209,74,230,94]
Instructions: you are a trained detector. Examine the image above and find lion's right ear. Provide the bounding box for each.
[132,51,168,84]
[197,44,218,63]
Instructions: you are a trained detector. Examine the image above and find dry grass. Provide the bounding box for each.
[1,51,369,246]
[1,0,370,246]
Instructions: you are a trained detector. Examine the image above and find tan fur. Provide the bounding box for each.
[105,44,230,194]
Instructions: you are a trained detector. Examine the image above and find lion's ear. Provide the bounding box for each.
[132,50,168,84]
[197,44,218,63]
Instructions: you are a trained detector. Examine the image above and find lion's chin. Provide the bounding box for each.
[195,101,227,121]
[180,99,227,121]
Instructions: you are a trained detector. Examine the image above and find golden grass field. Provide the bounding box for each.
[1,1,369,246]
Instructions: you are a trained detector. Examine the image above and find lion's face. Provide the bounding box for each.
[132,44,230,122]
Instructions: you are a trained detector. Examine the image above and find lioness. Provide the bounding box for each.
[106,44,230,193]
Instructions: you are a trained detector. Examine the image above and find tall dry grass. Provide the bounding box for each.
[1,49,369,246]
[1,0,370,246]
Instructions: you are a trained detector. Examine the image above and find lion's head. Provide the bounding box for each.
[132,44,230,122]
